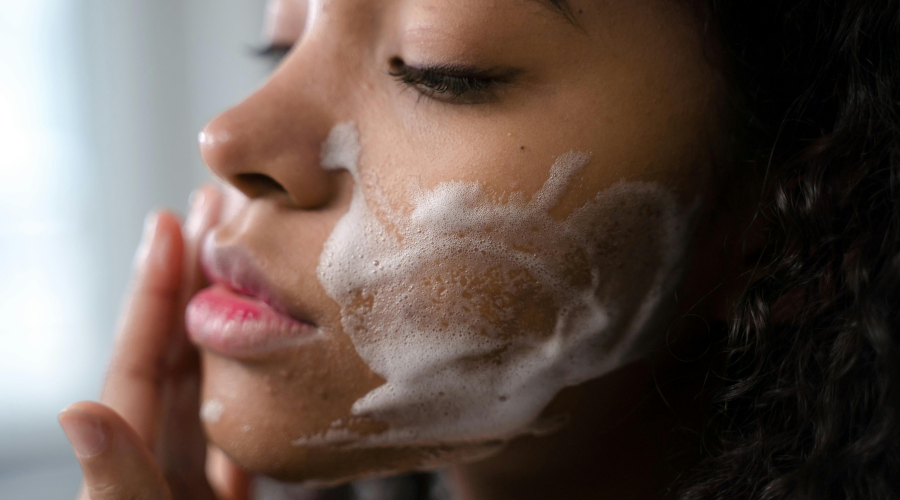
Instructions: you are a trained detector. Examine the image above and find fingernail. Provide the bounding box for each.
[134,211,172,271]
[184,188,210,237]
[133,212,158,270]
[59,409,107,458]
[189,188,208,214]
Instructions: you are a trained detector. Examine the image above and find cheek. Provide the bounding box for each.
[315,123,698,453]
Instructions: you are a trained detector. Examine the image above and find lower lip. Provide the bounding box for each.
[186,284,317,358]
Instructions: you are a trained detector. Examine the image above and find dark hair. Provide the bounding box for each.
[682,1,900,498]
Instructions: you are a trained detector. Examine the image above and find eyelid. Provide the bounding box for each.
[394,59,518,84]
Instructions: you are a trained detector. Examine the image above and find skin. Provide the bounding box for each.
[59,0,752,499]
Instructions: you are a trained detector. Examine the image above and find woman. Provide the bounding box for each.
[57,0,900,499]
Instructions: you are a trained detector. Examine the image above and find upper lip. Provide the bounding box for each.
[199,233,317,326]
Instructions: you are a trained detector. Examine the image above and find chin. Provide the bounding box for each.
[196,345,503,485]
[203,404,504,487]
[217,434,503,487]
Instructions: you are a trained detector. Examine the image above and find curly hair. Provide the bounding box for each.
[682,1,900,499]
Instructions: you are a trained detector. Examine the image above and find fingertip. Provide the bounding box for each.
[204,185,224,222]
[59,405,108,459]
[61,403,149,456]
[155,210,186,241]
[60,403,174,500]
[193,182,223,207]
[133,209,184,282]
[185,185,224,240]
[61,400,111,417]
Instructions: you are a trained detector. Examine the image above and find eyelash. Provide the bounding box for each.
[388,58,501,105]
[254,49,504,105]
[254,43,293,61]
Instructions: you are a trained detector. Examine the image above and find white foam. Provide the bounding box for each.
[291,428,359,447]
[200,399,225,424]
[314,122,695,455]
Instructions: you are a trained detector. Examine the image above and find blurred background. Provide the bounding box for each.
[0,0,270,497]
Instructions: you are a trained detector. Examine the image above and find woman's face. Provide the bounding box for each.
[188,0,725,484]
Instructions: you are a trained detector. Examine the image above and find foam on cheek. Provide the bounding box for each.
[316,122,695,452]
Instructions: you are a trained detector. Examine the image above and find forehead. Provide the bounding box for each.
[393,0,575,50]
[289,0,582,33]
[276,0,711,53]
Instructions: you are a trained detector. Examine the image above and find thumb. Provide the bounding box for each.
[59,401,173,500]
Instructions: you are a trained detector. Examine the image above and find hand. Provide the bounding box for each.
[58,186,251,500]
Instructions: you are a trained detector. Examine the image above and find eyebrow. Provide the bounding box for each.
[531,0,578,25]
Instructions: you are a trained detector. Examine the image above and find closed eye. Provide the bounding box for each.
[254,43,294,62]
[388,57,510,105]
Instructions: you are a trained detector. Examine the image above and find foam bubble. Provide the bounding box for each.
[314,122,695,455]
[201,399,225,424]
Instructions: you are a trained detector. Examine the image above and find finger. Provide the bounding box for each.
[102,211,185,445]
[155,187,224,493]
[60,402,173,500]
[182,184,223,291]
[207,446,253,500]
[168,185,223,366]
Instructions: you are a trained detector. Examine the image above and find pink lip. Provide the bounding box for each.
[186,236,317,358]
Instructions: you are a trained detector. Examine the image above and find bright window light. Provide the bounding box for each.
[0,0,100,423]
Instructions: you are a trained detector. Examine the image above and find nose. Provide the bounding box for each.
[199,79,336,208]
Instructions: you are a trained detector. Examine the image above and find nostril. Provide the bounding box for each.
[234,173,288,198]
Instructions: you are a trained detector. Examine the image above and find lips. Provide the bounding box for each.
[186,235,318,358]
